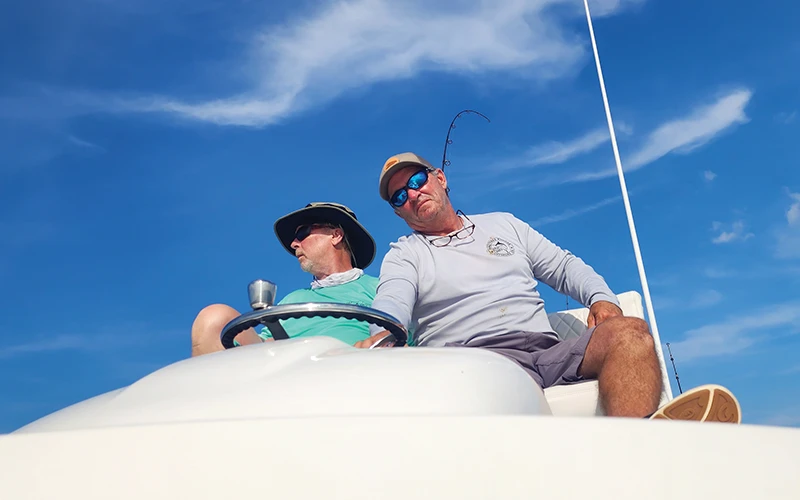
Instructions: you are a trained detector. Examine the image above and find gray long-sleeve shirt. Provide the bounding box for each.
[369,211,619,346]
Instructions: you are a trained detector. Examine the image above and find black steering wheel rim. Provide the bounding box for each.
[220,302,408,349]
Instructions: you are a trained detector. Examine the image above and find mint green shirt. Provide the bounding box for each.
[254,274,378,345]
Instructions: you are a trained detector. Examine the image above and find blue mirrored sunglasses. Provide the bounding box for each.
[390,168,431,207]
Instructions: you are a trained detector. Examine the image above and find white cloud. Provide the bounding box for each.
[787,192,800,225]
[528,195,621,226]
[586,0,646,16]
[549,88,753,186]
[67,135,104,151]
[0,324,182,359]
[653,296,679,310]
[776,111,797,125]
[711,220,754,244]
[493,128,611,171]
[712,232,736,244]
[775,192,800,259]
[782,364,800,375]
[704,170,717,181]
[703,266,735,279]
[490,123,635,172]
[56,0,644,127]
[652,290,722,311]
[0,335,85,358]
[626,89,752,169]
[691,289,723,308]
[760,411,800,428]
[670,302,800,362]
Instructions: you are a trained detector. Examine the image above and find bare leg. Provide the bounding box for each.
[578,316,661,417]
[190,304,264,357]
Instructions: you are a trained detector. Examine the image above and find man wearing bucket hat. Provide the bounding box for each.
[191,202,379,356]
[356,151,742,424]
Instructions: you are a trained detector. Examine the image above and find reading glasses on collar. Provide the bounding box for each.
[426,211,476,247]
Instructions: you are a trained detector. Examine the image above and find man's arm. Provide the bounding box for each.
[522,219,621,317]
[356,245,418,348]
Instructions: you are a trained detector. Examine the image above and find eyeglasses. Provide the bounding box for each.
[294,223,336,242]
[427,212,475,247]
[389,168,432,208]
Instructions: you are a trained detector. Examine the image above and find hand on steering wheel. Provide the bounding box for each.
[220,302,408,350]
[354,331,396,349]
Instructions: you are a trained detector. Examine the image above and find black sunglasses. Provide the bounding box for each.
[294,223,336,242]
[390,168,432,208]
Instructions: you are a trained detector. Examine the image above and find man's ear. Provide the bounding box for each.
[435,169,448,192]
[331,227,344,246]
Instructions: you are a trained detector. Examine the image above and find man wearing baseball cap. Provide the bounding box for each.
[357,151,741,424]
[191,202,379,356]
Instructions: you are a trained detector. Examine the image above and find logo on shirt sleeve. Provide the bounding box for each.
[486,237,515,256]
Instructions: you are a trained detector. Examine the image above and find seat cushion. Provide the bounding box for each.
[544,381,603,417]
[542,291,650,417]
[546,290,646,341]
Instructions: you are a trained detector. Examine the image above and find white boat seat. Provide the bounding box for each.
[543,291,669,416]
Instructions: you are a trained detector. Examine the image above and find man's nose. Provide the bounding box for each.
[290,239,301,250]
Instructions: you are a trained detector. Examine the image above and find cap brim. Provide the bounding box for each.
[274,205,376,269]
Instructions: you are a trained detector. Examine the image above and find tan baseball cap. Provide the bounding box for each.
[379,152,436,202]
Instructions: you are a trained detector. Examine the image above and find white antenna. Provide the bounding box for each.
[582,0,674,401]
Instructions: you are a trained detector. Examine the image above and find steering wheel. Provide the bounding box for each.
[219,302,409,350]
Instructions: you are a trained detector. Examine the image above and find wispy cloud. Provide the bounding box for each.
[782,364,800,375]
[711,220,754,244]
[704,170,717,182]
[653,290,723,311]
[67,135,104,151]
[690,289,723,308]
[0,325,182,359]
[703,266,735,279]
[759,410,800,428]
[787,192,800,225]
[775,111,797,125]
[626,89,752,169]
[0,120,105,172]
[0,335,85,359]
[29,0,644,127]
[670,302,800,362]
[544,88,753,186]
[528,195,621,226]
[490,126,626,172]
[775,192,800,259]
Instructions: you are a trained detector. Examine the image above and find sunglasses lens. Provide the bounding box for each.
[390,189,408,207]
[389,169,429,207]
[295,225,312,241]
[408,170,429,189]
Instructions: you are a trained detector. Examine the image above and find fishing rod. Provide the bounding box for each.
[440,109,490,172]
[665,343,683,394]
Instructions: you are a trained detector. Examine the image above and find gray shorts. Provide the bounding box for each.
[445,328,596,389]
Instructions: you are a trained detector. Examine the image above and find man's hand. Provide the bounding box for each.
[587,300,623,328]
[233,329,268,345]
[354,330,393,349]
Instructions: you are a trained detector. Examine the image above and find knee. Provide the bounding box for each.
[191,303,240,355]
[595,316,655,351]
[194,303,238,328]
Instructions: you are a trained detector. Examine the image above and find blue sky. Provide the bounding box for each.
[1,0,799,431]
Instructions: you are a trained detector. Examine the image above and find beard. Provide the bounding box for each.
[299,255,318,276]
